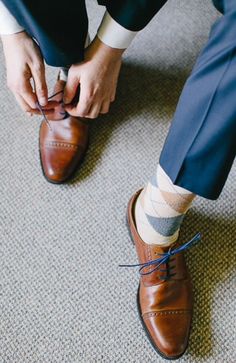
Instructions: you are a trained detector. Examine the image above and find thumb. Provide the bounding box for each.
[63,70,80,105]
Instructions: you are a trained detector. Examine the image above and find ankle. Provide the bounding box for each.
[134,191,179,246]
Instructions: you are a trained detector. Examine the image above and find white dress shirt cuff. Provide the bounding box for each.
[97,11,138,49]
[0,1,24,35]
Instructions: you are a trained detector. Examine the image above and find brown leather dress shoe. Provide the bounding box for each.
[39,74,89,184]
[125,189,200,360]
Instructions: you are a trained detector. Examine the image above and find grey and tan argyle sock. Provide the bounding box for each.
[135,165,195,246]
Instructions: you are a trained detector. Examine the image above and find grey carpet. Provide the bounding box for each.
[0,1,235,362]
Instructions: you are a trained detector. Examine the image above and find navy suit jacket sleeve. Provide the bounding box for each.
[98,0,168,31]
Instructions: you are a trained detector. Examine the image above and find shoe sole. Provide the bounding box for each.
[125,194,189,360]
[38,121,90,185]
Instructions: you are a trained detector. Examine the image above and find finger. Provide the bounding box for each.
[37,109,59,119]
[110,89,116,103]
[36,100,60,110]
[31,62,48,106]
[65,85,92,117]
[100,101,110,114]
[18,76,38,109]
[64,104,81,117]
[63,69,79,104]
[15,93,55,116]
[50,80,66,102]
[14,93,38,113]
[86,103,102,119]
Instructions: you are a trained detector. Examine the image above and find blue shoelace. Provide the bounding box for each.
[119,232,201,277]
[35,90,68,130]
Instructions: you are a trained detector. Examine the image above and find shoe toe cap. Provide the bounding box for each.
[143,311,192,359]
[40,144,85,183]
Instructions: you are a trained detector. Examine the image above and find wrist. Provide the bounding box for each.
[87,36,125,62]
[1,30,28,43]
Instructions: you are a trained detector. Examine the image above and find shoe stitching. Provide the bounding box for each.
[143,310,191,319]
[40,141,81,149]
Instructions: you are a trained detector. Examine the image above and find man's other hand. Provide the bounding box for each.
[63,36,124,119]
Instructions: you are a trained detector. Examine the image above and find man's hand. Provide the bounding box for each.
[63,36,124,119]
[1,31,54,116]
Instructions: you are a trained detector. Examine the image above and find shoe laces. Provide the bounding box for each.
[35,90,69,130]
[119,233,201,278]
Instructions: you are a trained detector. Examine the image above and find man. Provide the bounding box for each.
[0,0,167,183]
[0,0,235,360]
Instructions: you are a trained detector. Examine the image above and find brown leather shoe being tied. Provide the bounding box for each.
[39,73,89,184]
[123,189,201,360]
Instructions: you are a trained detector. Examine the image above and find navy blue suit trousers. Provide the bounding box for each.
[160,0,236,199]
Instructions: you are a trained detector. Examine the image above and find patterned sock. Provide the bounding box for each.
[134,165,195,246]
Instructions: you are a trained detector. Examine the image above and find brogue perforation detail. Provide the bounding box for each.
[40,141,80,150]
[143,310,192,319]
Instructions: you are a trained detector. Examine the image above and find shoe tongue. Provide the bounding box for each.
[46,115,70,125]
[150,241,178,257]
[150,243,173,252]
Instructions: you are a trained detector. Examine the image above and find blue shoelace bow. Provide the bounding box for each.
[119,232,201,276]
[35,90,69,130]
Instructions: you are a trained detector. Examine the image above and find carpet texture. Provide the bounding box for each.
[0,1,235,362]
